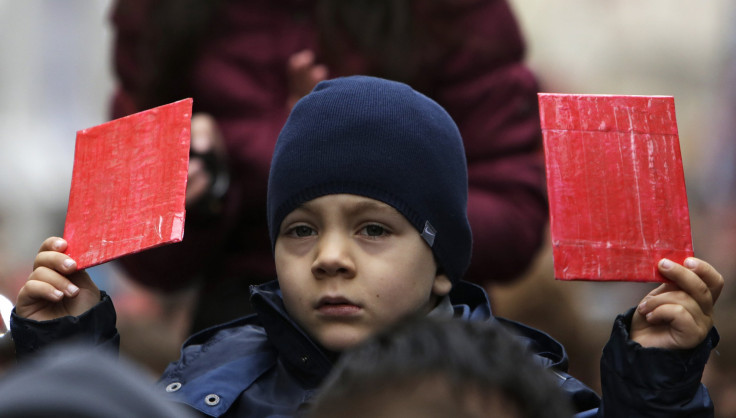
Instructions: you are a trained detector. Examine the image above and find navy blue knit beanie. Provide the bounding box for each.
[267,76,471,283]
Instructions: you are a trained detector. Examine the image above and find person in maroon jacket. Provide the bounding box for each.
[111,0,548,332]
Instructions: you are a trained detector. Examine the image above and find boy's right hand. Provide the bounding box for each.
[16,237,100,321]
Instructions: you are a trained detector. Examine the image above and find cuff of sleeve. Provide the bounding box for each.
[601,308,718,400]
[10,291,118,359]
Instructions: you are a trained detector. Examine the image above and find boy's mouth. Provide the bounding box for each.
[315,296,361,316]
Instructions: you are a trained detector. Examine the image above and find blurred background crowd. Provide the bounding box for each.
[1,0,735,415]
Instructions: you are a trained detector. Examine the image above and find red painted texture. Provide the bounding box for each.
[539,93,693,282]
[64,99,192,269]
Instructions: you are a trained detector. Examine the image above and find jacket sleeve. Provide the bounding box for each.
[9,291,120,360]
[596,308,718,417]
[108,0,231,291]
[430,0,548,284]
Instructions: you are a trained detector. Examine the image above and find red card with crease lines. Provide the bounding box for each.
[538,93,693,282]
[63,98,192,269]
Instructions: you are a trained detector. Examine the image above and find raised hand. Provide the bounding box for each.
[187,113,228,210]
[15,237,100,321]
[631,257,724,349]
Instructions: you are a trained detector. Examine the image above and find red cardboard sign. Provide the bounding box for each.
[63,99,192,269]
[538,93,693,282]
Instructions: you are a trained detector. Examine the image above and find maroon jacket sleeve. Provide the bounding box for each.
[430,0,548,284]
[109,0,146,119]
[107,0,300,290]
[108,0,230,290]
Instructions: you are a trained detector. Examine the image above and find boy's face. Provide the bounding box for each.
[274,194,452,352]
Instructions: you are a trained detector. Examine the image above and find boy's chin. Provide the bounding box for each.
[316,328,370,353]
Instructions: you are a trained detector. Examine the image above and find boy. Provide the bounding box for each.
[12,76,722,417]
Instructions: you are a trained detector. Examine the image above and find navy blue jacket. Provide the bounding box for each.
[11,281,718,417]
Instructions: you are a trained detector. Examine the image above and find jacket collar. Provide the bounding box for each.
[165,279,566,416]
[250,281,334,388]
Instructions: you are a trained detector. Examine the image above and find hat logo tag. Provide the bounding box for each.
[421,221,436,247]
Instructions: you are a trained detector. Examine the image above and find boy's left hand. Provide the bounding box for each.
[632,257,724,350]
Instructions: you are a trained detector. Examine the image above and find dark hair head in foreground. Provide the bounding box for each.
[307,316,573,418]
[0,342,195,418]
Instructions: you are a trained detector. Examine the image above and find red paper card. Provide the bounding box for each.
[538,93,693,282]
[63,99,192,269]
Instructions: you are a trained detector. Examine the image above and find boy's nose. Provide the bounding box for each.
[311,233,356,279]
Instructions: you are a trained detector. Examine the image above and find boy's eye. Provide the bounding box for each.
[290,225,316,237]
[361,224,387,237]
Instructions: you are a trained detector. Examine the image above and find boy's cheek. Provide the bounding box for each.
[273,246,303,281]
